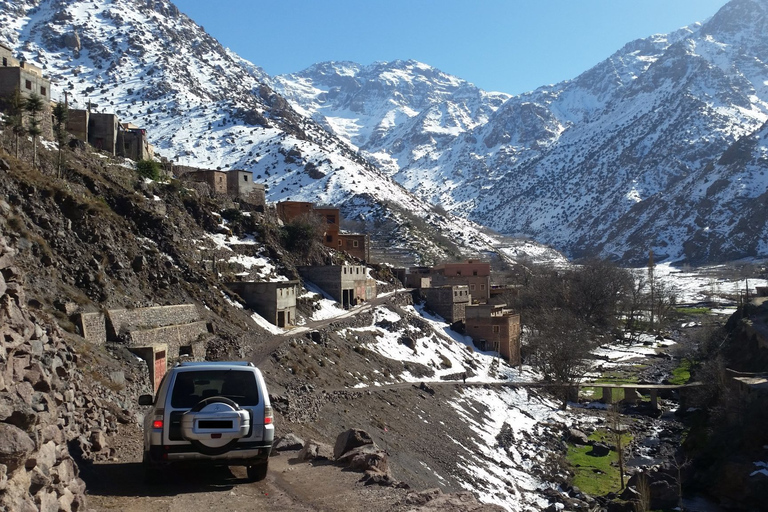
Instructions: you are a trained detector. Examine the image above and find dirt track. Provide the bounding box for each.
[83,431,409,512]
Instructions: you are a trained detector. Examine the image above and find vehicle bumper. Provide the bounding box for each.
[148,442,272,465]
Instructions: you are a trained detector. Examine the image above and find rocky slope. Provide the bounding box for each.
[270,0,768,265]
[0,232,154,511]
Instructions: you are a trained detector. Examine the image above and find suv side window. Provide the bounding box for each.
[171,370,260,408]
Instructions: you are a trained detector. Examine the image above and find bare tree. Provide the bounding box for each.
[609,403,626,489]
[526,309,597,409]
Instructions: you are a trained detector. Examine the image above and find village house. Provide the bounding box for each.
[180,168,228,195]
[464,303,521,364]
[226,280,300,327]
[395,266,432,289]
[337,233,370,262]
[422,285,471,326]
[0,43,51,102]
[119,122,154,161]
[0,42,52,136]
[298,264,376,308]
[277,201,371,261]
[431,260,492,303]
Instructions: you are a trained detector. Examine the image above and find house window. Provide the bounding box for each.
[326,215,335,224]
[326,235,333,243]
[2,58,7,66]
[470,284,476,291]
[493,326,500,333]
[338,240,342,246]
[25,79,32,90]
[456,270,462,276]
[473,271,478,276]
[353,240,359,247]
[480,284,485,290]
[356,267,360,274]
[40,86,46,96]
[243,175,249,182]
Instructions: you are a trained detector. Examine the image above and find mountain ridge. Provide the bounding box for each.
[270,0,768,264]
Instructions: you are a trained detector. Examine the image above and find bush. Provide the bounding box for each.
[136,159,161,180]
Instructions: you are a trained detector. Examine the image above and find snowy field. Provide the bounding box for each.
[650,262,767,306]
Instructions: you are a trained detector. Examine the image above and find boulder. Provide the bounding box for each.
[334,428,374,459]
[0,424,35,473]
[336,444,388,473]
[588,442,611,457]
[274,432,304,451]
[297,439,333,461]
[568,428,589,445]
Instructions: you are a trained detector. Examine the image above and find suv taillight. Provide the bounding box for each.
[152,409,164,429]
[264,405,273,425]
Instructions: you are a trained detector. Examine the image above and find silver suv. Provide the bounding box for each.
[138,361,274,482]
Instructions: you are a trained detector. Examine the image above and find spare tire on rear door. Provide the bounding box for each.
[180,396,251,456]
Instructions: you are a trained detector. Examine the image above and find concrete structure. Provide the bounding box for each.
[79,304,209,386]
[396,266,431,289]
[336,233,370,262]
[0,43,52,138]
[119,123,154,161]
[66,109,89,143]
[298,265,376,308]
[129,345,167,392]
[465,304,521,364]
[226,280,300,327]
[181,169,228,195]
[423,285,471,324]
[0,43,51,102]
[726,368,768,396]
[88,112,120,155]
[432,260,492,302]
[226,169,258,198]
[276,201,314,222]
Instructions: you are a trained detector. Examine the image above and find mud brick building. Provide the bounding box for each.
[119,122,154,161]
[423,285,471,325]
[277,201,371,261]
[0,43,52,137]
[431,260,491,302]
[226,280,300,327]
[0,43,51,102]
[465,303,521,364]
[298,264,377,308]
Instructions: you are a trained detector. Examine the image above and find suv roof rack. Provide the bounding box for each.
[175,361,253,367]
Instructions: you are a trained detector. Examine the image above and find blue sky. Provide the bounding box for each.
[173,0,729,95]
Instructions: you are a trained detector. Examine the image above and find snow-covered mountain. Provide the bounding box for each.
[0,0,565,266]
[270,0,768,265]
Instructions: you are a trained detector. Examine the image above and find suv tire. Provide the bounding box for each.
[247,461,268,482]
[181,396,250,456]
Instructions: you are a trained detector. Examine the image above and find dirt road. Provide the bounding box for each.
[83,429,408,512]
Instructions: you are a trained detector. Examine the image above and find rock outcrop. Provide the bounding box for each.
[0,235,150,511]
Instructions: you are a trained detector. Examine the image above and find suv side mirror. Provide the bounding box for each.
[138,394,154,406]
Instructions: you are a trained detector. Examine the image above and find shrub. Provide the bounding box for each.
[136,159,161,180]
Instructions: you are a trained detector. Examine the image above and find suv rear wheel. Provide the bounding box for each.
[247,461,268,482]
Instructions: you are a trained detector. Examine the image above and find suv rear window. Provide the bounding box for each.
[170,370,260,408]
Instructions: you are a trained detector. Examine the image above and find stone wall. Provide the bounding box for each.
[79,311,106,345]
[0,236,137,511]
[106,304,200,339]
[127,321,208,354]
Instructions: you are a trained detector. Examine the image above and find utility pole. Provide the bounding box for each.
[648,250,655,333]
